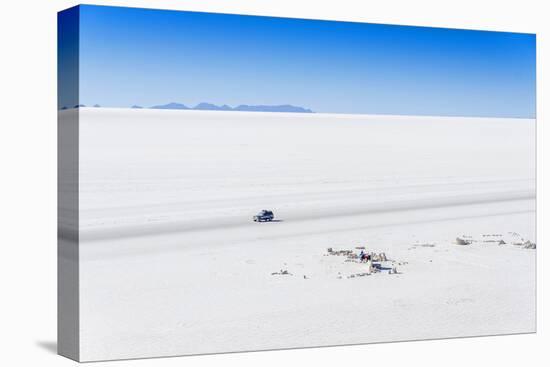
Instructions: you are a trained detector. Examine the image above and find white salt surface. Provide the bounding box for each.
[69,108,535,361]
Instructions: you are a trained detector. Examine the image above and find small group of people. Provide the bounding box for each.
[359,250,372,263]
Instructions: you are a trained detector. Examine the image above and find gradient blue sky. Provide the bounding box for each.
[68,5,536,117]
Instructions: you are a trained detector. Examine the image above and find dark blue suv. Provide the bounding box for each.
[253,210,274,222]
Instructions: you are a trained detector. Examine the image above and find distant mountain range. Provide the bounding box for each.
[64,102,314,113]
[151,102,313,113]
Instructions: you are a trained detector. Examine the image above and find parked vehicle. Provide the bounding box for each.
[253,210,274,222]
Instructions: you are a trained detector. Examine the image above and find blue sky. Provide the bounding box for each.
[62,5,536,117]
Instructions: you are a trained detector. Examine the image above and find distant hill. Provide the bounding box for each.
[150,102,190,110]
[194,102,232,111]
[131,105,143,109]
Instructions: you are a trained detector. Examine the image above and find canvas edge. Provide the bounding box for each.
[57,5,81,362]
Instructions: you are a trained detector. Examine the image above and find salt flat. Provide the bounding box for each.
[67,108,535,361]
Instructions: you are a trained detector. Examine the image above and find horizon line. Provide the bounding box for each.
[62,105,536,120]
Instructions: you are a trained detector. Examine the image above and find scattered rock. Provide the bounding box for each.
[328,249,355,257]
[346,272,371,279]
[456,237,472,246]
[459,232,534,248]
[412,243,436,248]
[482,234,504,243]
[271,269,292,276]
[507,232,526,246]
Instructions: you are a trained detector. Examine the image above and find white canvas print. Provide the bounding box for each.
[58,5,536,362]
